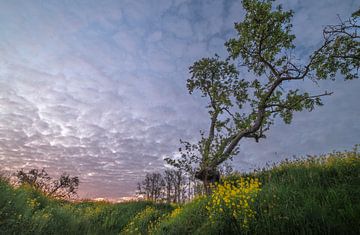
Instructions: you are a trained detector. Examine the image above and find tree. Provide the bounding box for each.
[312,9,359,80]
[15,168,79,199]
[137,172,165,202]
[163,169,187,203]
[164,140,206,197]
[166,0,359,191]
[163,170,174,203]
[137,170,189,203]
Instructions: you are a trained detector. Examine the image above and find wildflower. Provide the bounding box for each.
[206,177,261,230]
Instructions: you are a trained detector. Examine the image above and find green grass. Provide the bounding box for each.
[1,148,360,234]
[0,181,172,235]
[249,149,360,234]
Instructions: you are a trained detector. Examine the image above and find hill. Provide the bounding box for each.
[1,148,359,234]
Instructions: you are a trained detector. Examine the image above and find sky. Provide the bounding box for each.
[0,0,359,198]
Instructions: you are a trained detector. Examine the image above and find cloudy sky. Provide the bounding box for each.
[0,0,358,198]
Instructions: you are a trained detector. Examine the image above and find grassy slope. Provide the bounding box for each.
[1,149,359,234]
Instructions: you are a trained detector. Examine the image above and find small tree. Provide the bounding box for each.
[138,172,165,202]
[165,140,205,196]
[137,169,192,203]
[166,0,359,191]
[163,169,187,203]
[163,170,174,203]
[15,168,79,199]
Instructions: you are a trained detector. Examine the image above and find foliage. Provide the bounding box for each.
[161,148,360,234]
[152,196,210,235]
[248,147,360,234]
[0,179,170,235]
[15,168,79,199]
[1,149,360,234]
[312,8,360,80]
[207,178,261,232]
[166,0,359,188]
[120,206,171,235]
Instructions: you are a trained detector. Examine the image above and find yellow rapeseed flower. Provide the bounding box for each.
[206,177,261,230]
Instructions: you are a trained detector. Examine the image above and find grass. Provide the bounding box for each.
[1,148,359,234]
[0,181,172,235]
[253,149,360,234]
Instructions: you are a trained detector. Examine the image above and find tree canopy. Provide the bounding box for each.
[166,0,359,189]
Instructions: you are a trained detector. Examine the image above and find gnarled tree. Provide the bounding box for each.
[166,0,359,192]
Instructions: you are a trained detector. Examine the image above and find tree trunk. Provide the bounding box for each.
[195,167,220,195]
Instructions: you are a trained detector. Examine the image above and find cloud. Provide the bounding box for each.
[0,0,358,198]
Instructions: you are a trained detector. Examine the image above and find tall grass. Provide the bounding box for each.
[0,178,172,235]
[249,149,360,234]
[1,148,359,234]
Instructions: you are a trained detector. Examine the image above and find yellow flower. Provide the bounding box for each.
[206,177,261,230]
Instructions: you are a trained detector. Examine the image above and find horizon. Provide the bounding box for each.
[0,0,359,199]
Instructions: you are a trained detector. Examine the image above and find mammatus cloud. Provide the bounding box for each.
[0,0,358,197]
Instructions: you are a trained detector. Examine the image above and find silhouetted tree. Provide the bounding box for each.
[171,169,186,203]
[163,170,174,203]
[138,172,165,202]
[15,168,79,199]
[137,169,191,203]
